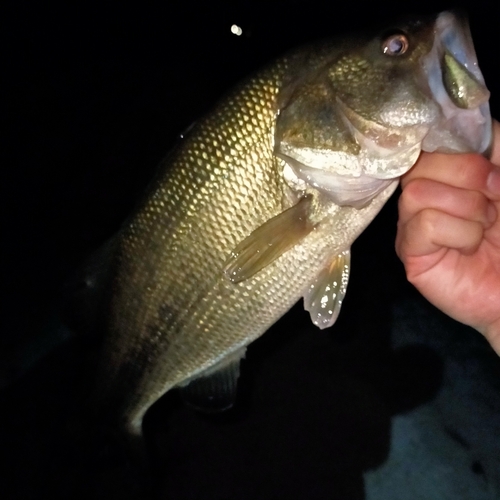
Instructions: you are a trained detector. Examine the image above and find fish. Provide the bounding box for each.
[90,11,491,442]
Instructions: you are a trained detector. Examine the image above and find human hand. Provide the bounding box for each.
[396,120,500,355]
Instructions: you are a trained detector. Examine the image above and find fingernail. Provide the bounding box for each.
[487,168,500,195]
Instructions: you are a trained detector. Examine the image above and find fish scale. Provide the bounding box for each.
[90,12,491,439]
[100,62,289,428]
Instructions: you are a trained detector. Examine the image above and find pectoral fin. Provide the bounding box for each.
[224,196,315,283]
[178,348,246,413]
[304,249,351,329]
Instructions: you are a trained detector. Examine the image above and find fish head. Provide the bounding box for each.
[275,11,492,207]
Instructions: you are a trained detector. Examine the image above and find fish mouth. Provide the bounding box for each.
[421,11,492,155]
[276,11,492,209]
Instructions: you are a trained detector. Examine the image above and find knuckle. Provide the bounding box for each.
[416,209,438,234]
[399,179,423,208]
[455,154,490,187]
[469,191,488,218]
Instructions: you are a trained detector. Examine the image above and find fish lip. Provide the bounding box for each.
[420,11,492,155]
[435,11,480,75]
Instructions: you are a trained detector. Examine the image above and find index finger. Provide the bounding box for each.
[401,152,495,193]
[401,120,500,200]
[491,119,500,166]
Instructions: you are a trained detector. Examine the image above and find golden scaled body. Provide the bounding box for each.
[102,60,395,434]
[93,12,491,437]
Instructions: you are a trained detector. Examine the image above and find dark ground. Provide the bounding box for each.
[3,1,500,498]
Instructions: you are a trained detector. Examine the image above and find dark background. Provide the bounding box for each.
[3,1,500,499]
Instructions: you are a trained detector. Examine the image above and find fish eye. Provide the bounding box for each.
[382,33,409,56]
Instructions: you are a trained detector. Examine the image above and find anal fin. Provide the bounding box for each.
[178,348,246,413]
[304,249,351,329]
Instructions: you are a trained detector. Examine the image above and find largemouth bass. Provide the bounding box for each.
[92,11,491,440]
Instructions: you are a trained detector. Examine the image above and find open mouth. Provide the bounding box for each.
[276,11,492,209]
[421,11,491,155]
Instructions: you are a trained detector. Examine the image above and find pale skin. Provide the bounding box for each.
[396,120,500,355]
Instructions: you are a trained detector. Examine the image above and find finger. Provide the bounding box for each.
[490,119,500,166]
[396,209,484,259]
[483,321,500,357]
[398,178,496,227]
[401,152,500,201]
